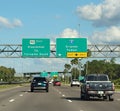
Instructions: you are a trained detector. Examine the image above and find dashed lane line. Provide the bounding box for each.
[62,94,65,97]
[59,92,62,94]
[9,92,27,103]
[19,94,23,97]
[9,99,15,103]
[67,100,72,103]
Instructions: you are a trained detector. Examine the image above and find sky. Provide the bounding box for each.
[0,0,120,74]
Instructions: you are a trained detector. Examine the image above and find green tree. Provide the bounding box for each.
[63,64,71,83]
[0,66,16,82]
[71,67,80,79]
[70,58,81,79]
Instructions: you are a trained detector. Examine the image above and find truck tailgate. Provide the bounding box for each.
[87,81,113,91]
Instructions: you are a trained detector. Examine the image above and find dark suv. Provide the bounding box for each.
[30,77,49,92]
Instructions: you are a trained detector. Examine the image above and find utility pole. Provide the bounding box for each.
[78,24,80,37]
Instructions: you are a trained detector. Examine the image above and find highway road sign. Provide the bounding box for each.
[41,72,48,77]
[67,52,87,58]
[22,38,50,57]
[50,72,58,77]
[56,38,87,58]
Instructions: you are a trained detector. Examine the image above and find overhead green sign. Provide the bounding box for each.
[79,76,84,81]
[22,38,50,57]
[56,38,87,58]
[50,72,58,77]
[40,72,48,77]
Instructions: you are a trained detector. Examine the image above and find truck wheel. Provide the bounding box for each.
[80,90,85,100]
[46,88,49,92]
[31,89,33,92]
[84,93,89,100]
[103,96,107,100]
[108,95,114,101]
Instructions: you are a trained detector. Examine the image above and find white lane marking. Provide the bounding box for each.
[9,99,15,102]
[25,91,28,93]
[68,100,72,103]
[19,94,23,97]
[117,99,120,101]
[80,110,84,111]
[59,92,61,94]
[62,94,65,97]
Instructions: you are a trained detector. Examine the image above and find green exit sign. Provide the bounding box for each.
[22,38,50,57]
[56,38,87,58]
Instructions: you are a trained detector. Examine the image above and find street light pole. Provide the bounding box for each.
[78,24,80,37]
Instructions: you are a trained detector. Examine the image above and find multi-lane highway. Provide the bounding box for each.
[0,84,120,111]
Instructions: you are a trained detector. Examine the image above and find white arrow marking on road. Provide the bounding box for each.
[9,99,15,102]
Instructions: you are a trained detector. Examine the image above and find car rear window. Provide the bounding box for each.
[33,77,46,82]
[86,75,108,81]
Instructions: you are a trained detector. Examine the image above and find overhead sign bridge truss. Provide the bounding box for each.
[0,44,120,58]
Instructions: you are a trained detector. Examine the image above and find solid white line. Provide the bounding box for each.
[9,99,15,102]
[68,100,72,103]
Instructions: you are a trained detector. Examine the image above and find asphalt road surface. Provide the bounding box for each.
[0,84,120,111]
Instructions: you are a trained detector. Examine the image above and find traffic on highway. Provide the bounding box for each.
[0,1,120,111]
[0,81,120,111]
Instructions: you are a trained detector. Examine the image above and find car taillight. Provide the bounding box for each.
[86,84,90,90]
[112,83,115,91]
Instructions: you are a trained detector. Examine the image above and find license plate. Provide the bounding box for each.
[98,91,103,94]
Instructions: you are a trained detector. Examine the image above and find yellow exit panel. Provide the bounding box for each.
[67,52,87,58]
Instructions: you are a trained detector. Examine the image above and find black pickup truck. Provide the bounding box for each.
[80,74,115,101]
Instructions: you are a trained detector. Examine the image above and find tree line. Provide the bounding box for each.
[0,66,16,82]
[63,58,120,84]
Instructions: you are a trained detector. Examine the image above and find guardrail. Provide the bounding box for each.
[0,81,29,85]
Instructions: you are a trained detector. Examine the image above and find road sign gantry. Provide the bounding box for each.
[0,44,120,58]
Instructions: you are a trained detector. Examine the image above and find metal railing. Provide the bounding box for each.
[0,44,120,58]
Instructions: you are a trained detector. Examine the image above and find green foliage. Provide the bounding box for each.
[84,59,120,84]
[0,66,16,82]
[70,58,79,65]
[113,79,120,85]
[71,67,80,79]
[64,64,71,71]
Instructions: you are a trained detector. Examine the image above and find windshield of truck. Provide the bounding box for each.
[86,75,108,81]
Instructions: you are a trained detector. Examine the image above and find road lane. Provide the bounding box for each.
[0,84,120,111]
[53,85,120,111]
[0,85,79,111]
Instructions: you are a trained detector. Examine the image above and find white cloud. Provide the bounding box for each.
[91,26,120,43]
[60,28,79,38]
[0,16,23,29]
[13,19,23,27]
[76,0,120,27]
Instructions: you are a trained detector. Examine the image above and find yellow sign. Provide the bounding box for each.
[67,52,87,58]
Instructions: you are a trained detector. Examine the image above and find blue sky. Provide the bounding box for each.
[0,0,120,74]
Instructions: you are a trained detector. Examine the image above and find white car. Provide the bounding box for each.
[70,79,80,87]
